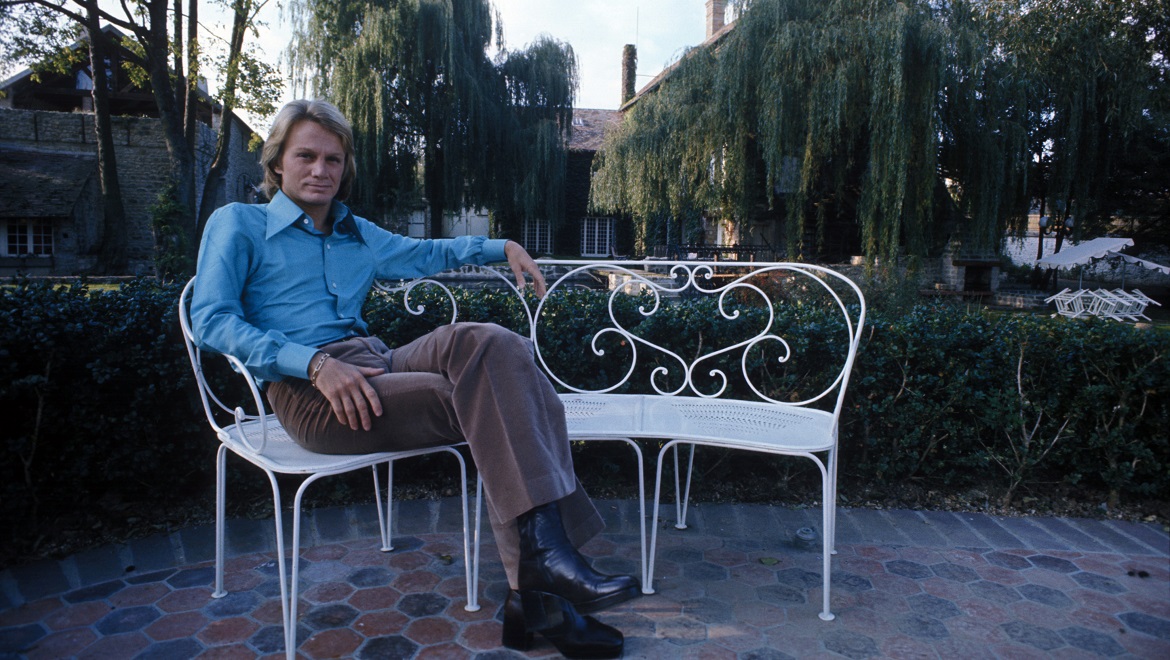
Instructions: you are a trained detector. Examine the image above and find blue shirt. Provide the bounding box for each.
[190,191,508,382]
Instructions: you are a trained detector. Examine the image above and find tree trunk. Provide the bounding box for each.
[184,0,199,199]
[84,1,128,274]
[196,0,249,242]
[143,0,197,249]
[426,144,446,239]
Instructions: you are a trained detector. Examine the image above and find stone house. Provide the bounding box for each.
[0,27,262,276]
[516,107,624,258]
[609,1,1006,297]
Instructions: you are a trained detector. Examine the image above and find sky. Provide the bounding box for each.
[4,1,715,133]
[486,0,710,110]
[239,0,714,131]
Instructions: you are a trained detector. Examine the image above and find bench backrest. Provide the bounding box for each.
[376,260,866,420]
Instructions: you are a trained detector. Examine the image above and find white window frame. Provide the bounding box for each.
[523,218,553,254]
[580,216,615,258]
[3,220,54,257]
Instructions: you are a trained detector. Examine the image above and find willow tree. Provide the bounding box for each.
[971,0,1167,248]
[288,0,577,240]
[593,0,949,262]
[593,0,1166,261]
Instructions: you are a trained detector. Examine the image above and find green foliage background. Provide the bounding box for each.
[2,280,1167,563]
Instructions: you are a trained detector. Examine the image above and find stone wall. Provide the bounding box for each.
[0,108,261,275]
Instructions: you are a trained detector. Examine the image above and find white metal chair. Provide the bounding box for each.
[1086,289,1125,320]
[1045,288,1092,318]
[530,261,866,621]
[178,279,480,660]
[1110,289,1158,321]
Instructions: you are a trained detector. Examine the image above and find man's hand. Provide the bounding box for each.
[504,240,547,298]
[313,358,385,431]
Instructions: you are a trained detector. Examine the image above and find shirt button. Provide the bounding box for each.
[326,244,332,250]
[302,218,309,225]
[332,282,338,288]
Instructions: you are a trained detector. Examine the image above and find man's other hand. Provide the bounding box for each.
[504,240,547,298]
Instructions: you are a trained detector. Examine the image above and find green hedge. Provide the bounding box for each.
[2,280,1167,560]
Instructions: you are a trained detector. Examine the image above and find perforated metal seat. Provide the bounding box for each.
[565,394,835,451]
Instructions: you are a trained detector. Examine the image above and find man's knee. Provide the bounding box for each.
[451,322,532,357]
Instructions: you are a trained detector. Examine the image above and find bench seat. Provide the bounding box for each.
[563,393,835,453]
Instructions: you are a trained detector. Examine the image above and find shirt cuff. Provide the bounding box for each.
[482,239,509,263]
[277,342,321,380]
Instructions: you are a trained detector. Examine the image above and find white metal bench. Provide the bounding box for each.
[387,260,866,621]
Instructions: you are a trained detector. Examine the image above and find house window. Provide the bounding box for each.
[523,218,553,254]
[4,220,54,256]
[580,217,614,257]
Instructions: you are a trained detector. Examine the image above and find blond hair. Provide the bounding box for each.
[259,99,357,201]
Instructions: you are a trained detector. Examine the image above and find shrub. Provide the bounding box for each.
[0,279,207,546]
[3,280,1167,563]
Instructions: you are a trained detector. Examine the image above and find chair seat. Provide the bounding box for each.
[562,394,836,452]
[220,416,433,475]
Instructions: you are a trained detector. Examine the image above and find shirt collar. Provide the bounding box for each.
[265,190,366,244]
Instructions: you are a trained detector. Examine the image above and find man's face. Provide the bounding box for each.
[274,120,346,220]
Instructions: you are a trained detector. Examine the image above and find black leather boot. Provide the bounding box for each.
[517,501,640,613]
[502,589,624,659]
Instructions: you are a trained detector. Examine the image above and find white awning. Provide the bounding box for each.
[1037,237,1135,267]
[1117,253,1170,275]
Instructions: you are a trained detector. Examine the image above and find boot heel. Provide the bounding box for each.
[517,589,567,630]
[501,590,534,651]
[512,590,623,659]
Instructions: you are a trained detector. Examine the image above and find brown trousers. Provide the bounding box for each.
[267,322,603,587]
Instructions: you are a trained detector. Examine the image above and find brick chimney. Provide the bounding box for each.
[621,44,637,105]
[706,0,727,39]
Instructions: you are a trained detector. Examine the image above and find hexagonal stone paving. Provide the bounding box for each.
[885,559,932,580]
[930,562,980,583]
[967,579,1021,604]
[907,593,962,619]
[3,501,1165,659]
[396,592,450,618]
[1027,554,1079,573]
[1017,583,1074,608]
[1071,571,1127,594]
[1002,620,1064,650]
[986,551,1033,570]
[303,603,360,630]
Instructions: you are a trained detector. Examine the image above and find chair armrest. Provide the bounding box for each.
[218,353,273,453]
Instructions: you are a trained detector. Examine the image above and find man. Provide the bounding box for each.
[191,99,635,658]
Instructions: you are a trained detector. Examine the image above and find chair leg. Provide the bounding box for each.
[471,475,484,611]
[260,470,296,660]
[647,439,679,594]
[371,464,392,552]
[818,462,835,622]
[447,449,479,613]
[381,461,396,552]
[576,438,651,594]
[672,443,696,530]
[619,438,652,595]
[827,446,839,556]
[213,445,228,599]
